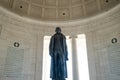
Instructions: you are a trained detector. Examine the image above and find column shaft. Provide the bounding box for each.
[71,36,79,80]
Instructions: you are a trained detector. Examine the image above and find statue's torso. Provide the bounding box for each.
[54,33,63,51]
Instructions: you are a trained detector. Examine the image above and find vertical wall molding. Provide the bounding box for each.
[0,24,2,36]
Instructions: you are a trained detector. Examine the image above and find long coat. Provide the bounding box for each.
[49,33,68,79]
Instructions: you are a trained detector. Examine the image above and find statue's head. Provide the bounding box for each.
[55,27,61,33]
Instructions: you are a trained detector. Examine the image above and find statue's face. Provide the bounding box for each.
[55,27,61,33]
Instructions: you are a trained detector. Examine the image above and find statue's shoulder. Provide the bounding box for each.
[61,33,66,39]
[50,35,55,40]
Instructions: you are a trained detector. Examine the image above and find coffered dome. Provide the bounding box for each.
[0,0,119,21]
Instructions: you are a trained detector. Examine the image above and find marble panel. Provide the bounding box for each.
[4,47,24,77]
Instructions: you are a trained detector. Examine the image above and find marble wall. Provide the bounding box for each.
[0,4,120,80]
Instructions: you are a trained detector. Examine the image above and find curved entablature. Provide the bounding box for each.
[0,4,120,36]
[0,0,119,21]
[0,4,120,27]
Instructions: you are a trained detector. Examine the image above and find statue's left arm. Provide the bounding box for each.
[63,36,68,61]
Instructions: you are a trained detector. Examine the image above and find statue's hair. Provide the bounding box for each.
[55,27,61,32]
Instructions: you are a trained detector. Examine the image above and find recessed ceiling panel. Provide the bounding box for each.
[58,0,70,7]
[13,1,29,15]
[30,5,42,19]
[72,0,82,5]
[31,0,43,5]
[45,0,56,6]
[0,0,119,21]
[72,6,84,18]
[86,0,99,15]
[58,8,70,19]
[0,0,10,7]
[44,8,56,19]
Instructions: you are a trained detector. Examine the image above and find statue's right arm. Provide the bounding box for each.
[49,36,54,57]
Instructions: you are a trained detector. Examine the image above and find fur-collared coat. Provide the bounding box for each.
[49,32,68,80]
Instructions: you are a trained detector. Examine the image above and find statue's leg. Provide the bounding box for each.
[53,77,65,80]
[52,78,55,80]
[58,78,65,80]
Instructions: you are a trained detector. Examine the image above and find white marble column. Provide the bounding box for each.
[34,33,44,80]
[71,36,79,80]
[85,32,96,80]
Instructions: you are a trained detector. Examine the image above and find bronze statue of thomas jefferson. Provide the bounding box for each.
[49,27,68,80]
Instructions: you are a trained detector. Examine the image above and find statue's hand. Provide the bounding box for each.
[66,57,69,61]
[50,53,54,57]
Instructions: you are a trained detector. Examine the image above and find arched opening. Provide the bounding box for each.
[76,34,90,80]
[42,36,73,80]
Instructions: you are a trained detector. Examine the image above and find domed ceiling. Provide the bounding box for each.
[0,0,119,21]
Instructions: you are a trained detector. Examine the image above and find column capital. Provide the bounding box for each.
[69,35,77,39]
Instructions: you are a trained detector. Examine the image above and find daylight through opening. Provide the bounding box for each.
[76,34,90,80]
[42,36,73,80]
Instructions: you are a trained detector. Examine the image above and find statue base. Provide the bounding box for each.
[52,78,66,80]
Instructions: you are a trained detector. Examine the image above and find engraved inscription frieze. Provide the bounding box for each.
[108,44,120,75]
[4,47,24,77]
